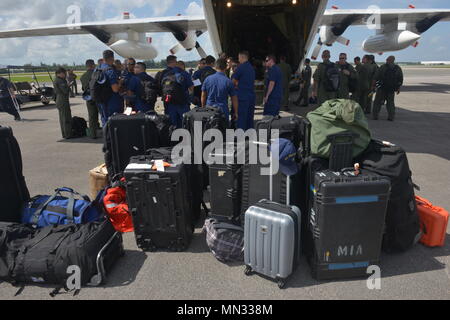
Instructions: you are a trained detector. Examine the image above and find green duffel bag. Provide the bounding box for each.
[307,99,371,159]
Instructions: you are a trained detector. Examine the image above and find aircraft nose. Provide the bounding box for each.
[398,30,421,45]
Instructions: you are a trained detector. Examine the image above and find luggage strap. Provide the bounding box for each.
[213,222,244,233]
[31,188,90,226]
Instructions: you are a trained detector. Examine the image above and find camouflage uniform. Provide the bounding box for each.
[54,77,72,139]
[373,63,404,121]
[313,62,338,106]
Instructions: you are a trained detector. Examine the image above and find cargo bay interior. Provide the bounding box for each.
[210,0,321,79]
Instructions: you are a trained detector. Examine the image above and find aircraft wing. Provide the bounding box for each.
[0,15,207,39]
[321,9,450,32]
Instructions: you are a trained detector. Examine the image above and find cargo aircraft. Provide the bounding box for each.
[0,0,449,71]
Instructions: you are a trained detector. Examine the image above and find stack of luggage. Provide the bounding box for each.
[0,126,124,296]
[99,103,447,289]
[3,99,448,294]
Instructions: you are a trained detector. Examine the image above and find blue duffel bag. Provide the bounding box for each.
[22,188,102,228]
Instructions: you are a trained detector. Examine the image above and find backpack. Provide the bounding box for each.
[89,67,113,104]
[200,68,216,84]
[356,140,421,253]
[141,79,158,105]
[342,64,358,93]
[307,99,371,159]
[324,63,340,92]
[71,116,87,138]
[161,70,186,105]
[203,219,244,263]
[21,187,102,228]
[381,65,401,92]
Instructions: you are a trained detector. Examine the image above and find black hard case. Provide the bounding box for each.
[124,156,193,252]
[310,170,390,280]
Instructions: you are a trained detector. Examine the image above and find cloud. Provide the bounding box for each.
[0,0,178,65]
[185,1,204,16]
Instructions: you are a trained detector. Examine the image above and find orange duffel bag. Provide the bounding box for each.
[416,196,449,247]
[103,185,134,233]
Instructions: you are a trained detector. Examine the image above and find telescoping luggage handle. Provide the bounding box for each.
[31,188,91,226]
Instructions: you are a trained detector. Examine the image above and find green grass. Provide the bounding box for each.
[0,72,84,84]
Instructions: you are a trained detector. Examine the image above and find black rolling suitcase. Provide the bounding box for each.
[0,126,30,223]
[104,113,160,180]
[256,115,305,148]
[309,169,390,280]
[208,143,244,221]
[124,155,193,252]
[240,141,300,224]
[146,111,175,147]
[183,107,228,188]
[356,140,421,253]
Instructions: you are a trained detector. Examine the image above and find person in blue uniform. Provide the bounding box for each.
[155,55,194,128]
[127,62,157,113]
[192,58,206,107]
[232,51,256,130]
[201,58,238,125]
[263,54,283,116]
[98,50,124,125]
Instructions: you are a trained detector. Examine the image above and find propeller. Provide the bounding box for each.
[336,36,350,46]
[195,42,207,58]
[169,43,184,55]
[311,40,323,61]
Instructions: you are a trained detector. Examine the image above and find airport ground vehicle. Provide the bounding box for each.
[0,66,55,107]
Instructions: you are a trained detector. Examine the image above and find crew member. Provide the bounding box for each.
[372,56,403,121]
[98,50,124,125]
[0,76,21,121]
[366,55,379,114]
[80,59,99,139]
[192,58,207,107]
[201,58,238,125]
[54,67,72,139]
[337,53,358,100]
[263,54,283,116]
[312,50,338,106]
[278,55,293,111]
[232,50,256,130]
[294,58,312,107]
[67,69,78,97]
[353,56,370,112]
[128,62,157,113]
[156,55,194,128]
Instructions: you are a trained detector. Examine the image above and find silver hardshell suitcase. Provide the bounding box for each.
[244,171,301,289]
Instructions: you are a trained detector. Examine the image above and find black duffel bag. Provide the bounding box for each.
[357,140,421,253]
[1,219,123,292]
[0,222,35,281]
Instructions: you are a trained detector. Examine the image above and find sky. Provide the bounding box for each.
[0,0,449,66]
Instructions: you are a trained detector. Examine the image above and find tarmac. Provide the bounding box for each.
[0,67,449,300]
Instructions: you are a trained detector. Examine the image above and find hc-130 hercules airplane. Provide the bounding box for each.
[0,0,449,70]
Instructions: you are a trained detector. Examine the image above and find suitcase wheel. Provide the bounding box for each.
[244,266,254,276]
[277,279,286,290]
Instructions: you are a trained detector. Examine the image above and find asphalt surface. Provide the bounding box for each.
[0,67,449,300]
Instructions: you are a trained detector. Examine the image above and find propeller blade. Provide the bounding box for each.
[195,42,207,58]
[169,43,183,55]
[412,41,419,48]
[311,42,323,60]
[336,36,350,46]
